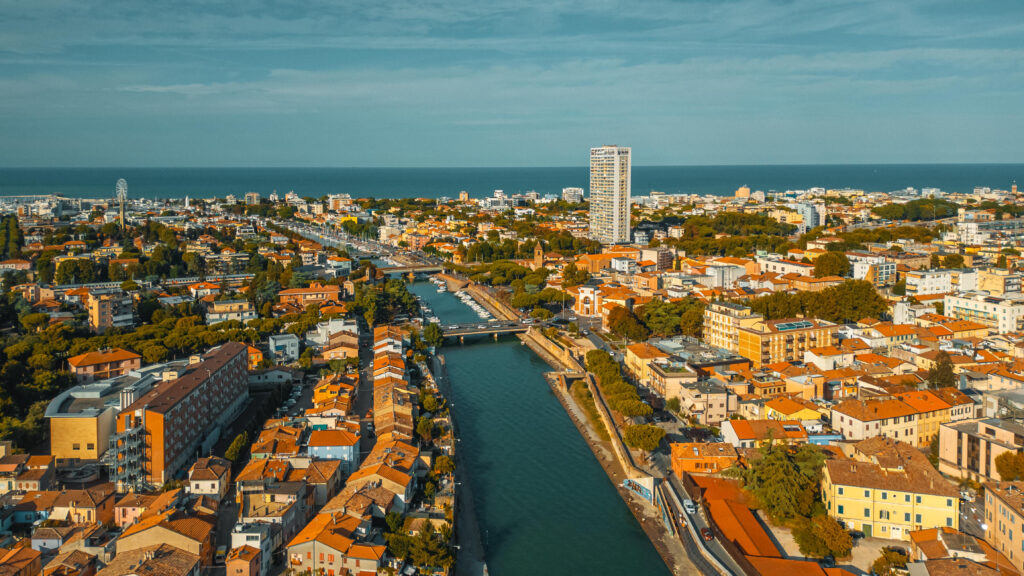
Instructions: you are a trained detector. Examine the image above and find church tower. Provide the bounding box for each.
[533,241,544,269]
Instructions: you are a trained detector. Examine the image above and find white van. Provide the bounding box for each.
[683,500,697,515]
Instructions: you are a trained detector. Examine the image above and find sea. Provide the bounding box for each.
[0,165,1020,200]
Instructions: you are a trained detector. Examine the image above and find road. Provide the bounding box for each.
[960,494,986,539]
[665,473,745,576]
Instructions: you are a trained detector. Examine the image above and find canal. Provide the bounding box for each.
[408,282,672,576]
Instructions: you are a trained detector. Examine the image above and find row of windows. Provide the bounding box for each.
[835,505,953,526]
[836,487,954,507]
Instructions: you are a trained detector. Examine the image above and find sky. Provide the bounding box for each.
[1,0,1023,167]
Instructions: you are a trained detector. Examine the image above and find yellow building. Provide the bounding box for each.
[50,417,110,462]
[624,343,670,387]
[984,481,1024,574]
[737,318,838,369]
[822,438,959,541]
[893,389,973,447]
[703,301,764,353]
[763,397,822,421]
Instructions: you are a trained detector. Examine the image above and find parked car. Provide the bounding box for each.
[700,527,713,541]
[683,500,697,515]
[820,555,836,568]
[849,530,865,540]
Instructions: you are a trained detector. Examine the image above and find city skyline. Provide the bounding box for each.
[2,1,1023,167]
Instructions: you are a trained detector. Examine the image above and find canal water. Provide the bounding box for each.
[408,282,671,576]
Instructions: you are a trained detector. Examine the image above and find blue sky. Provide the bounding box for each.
[1,0,1022,167]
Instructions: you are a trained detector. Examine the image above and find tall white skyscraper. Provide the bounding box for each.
[589,145,631,244]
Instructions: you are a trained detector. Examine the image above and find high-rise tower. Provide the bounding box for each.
[588,145,631,244]
[116,178,128,229]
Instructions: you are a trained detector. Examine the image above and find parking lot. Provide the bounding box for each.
[763,514,891,575]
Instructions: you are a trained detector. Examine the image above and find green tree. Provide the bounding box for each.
[623,424,666,452]
[416,416,434,443]
[813,252,850,278]
[996,451,1024,481]
[530,307,553,320]
[607,306,650,342]
[942,254,965,268]
[872,549,909,576]
[225,431,249,462]
[385,511,404,534]
[892,279,906,296]
[561,262,590,288]
[423,323,443,348]
[930,253,942,268]
[20,313,50,332]
[926,351,956,388]
[737,444,825,522]
[998,254,1009,269]
[666,397,681,414]
[433,455,455,476]
[422,394,439,413]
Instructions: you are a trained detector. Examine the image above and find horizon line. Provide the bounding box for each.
[2,161,1024,170]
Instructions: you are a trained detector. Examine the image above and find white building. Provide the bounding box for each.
[944,291,1024,334]
[588,145,631,244]
[562,187,584,203]
[269,334,301,363]
[906,270,953,296]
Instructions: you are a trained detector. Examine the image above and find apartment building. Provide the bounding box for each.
[831,398,920,447]
[984,481,1024,572]
[978,269,1023,295]
[87,292,135,333]
[736,318,839,368]
[895,388,975,447]
[623,343,670,387]
[944,292,1024,334]
[108,342,249,491]
[721,419,807,448]
[67,348,142,383]
[588,145,631,245]
[938,418,1024,483]
[206,299,258,324]
[670,442,738,476]
[703,301,764,353]
[204,251,250,275]
[648,359,699,402]
[278,283,342,307]
[45,371,156,463]
[676,380,735,426]
[823,438,959,541]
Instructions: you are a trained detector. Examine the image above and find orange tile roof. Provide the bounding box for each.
[308,429,359,448]
[894,390,952,414]
[68,348,141,368]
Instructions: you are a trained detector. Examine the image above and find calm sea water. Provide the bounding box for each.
[0,165,1020,200]
[407,282,672,576]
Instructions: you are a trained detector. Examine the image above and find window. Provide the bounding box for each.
[72,443,80,450]
[916,514,922,523]
[838,505,844,514]
[86,443,94,450]
[916,496,922,504]
[838,487,844,496]
[905,513,911,521]
[882,492,887,500]
[905,494,910,503]
[880,510,890,520]
[865,490,870,498]
[947,499,953,507]
[947,518,953,527]
[865,508,870,518]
